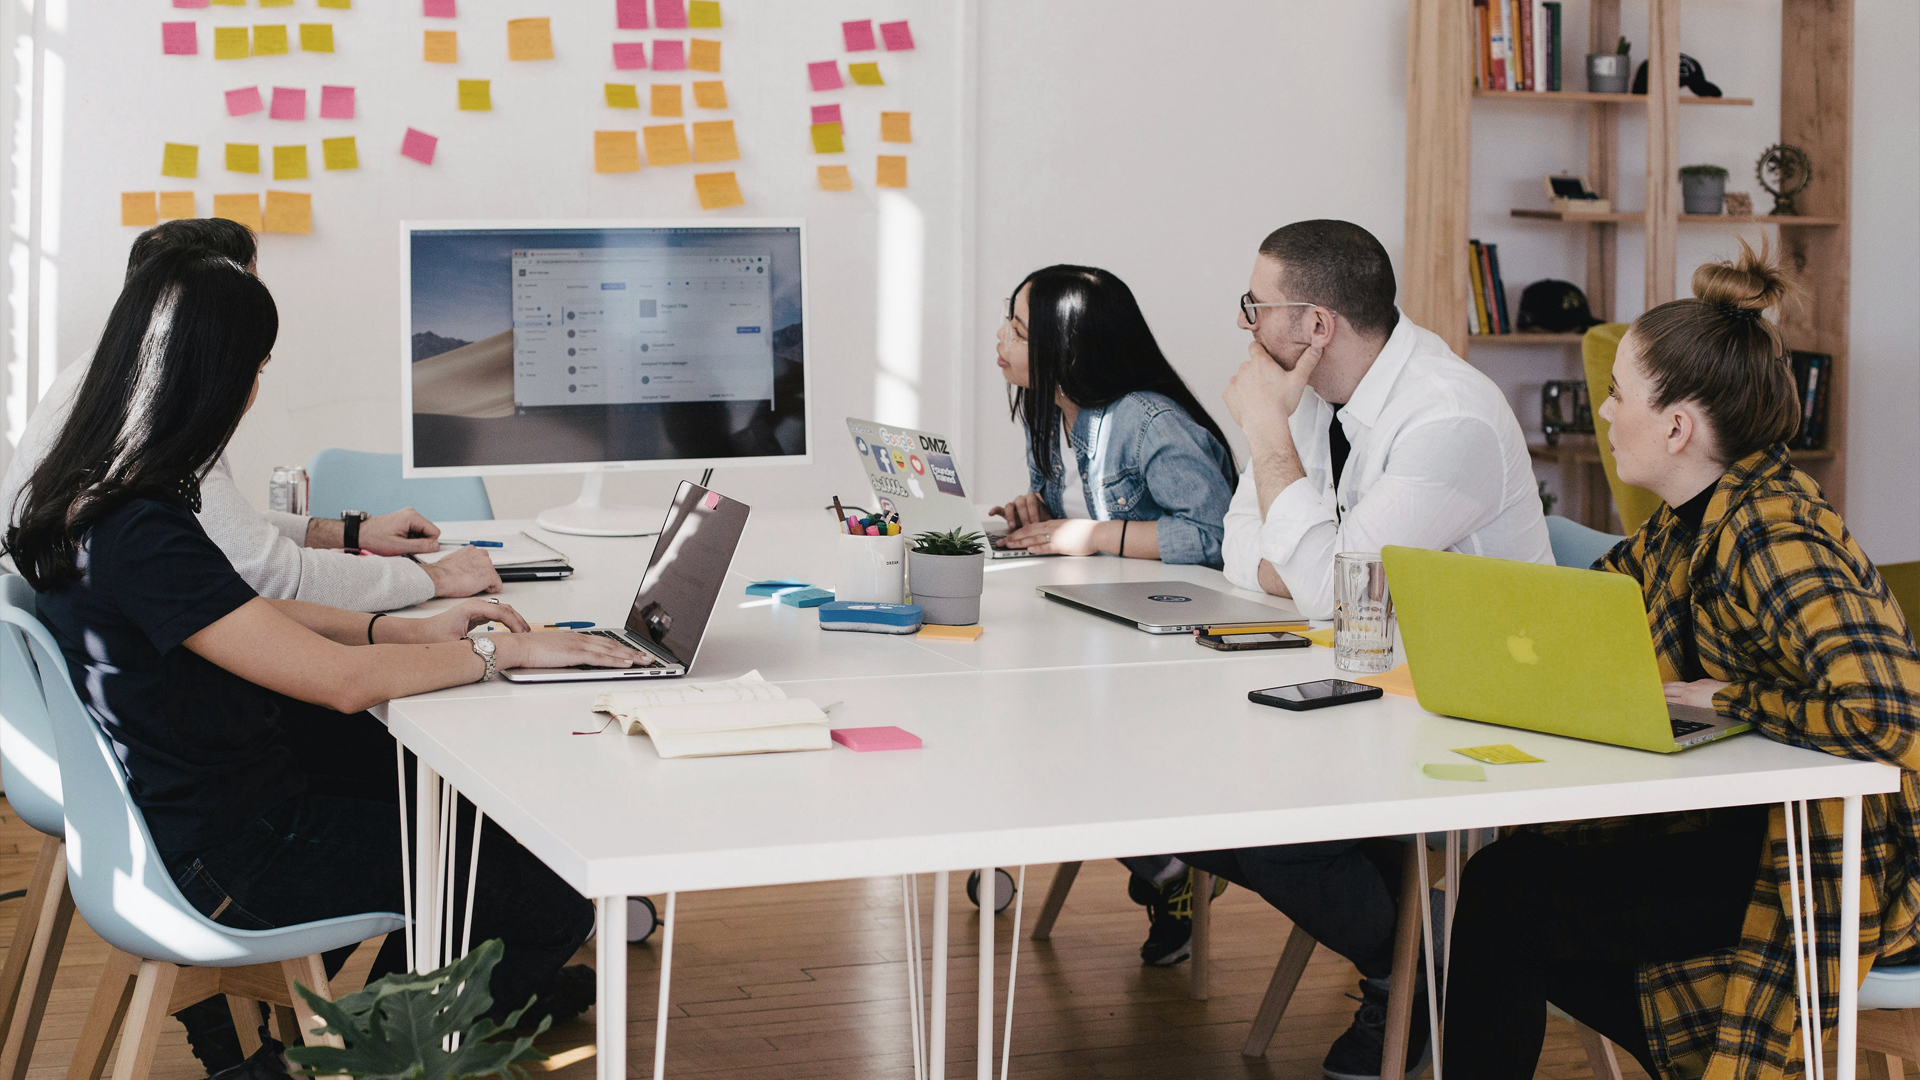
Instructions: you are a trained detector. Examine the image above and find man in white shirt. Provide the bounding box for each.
[0,218,497,611]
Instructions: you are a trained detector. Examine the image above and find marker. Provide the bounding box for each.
[456,540,504,548]
[541,621,594,629]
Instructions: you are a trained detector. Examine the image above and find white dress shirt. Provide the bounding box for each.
[2,358,434,612]
[1222,312,1553,620]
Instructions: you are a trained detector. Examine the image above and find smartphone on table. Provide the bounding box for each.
[1248,679,1384,711]
[1194,630,1311,651]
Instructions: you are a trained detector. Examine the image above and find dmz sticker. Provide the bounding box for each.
[1147,594,1192,603]
[927,453,965,497]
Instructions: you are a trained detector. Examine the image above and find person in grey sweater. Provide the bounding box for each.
[0,218,497,611]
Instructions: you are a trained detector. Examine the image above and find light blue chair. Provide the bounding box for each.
[4,578,405,1080]
[306,448,493,522]
[1859,964,1920,1073]
[1545,514,1624,571]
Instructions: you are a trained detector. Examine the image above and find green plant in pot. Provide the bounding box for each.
[908,528,987,626]
[285,940,549,1080]
[1680,164,1730,215]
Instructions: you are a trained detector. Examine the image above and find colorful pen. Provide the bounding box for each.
[541,621,594,629]
[457,540,504,548]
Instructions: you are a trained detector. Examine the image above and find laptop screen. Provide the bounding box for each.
[624,482,750,666]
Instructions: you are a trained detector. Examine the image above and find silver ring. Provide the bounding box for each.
[1042,534,1051,543]
[485,597,501,605]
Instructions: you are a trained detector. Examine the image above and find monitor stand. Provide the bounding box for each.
[535,472,666,537]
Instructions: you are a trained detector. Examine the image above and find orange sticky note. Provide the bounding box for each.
[226,143,260,173]
[642,123,691,165]
[691,80,727,109]
[162,143,198,178]
[252,25,289,56]
[816,164,853,191]
[594,130,641,173]
[691,120,737,163]
[688,38,719,72]
[848,61,883,86]
[605,84,639,109]
[687,0,721,28]
[810,122,843,154]
[876,154,907,188]
[423,30,457,63]
[1356,664,1418,699]
[506,17,552,60]
[213,193,262,231]
[650,84,682,117]
[458,79,491,111]
[322,136,358,170]
[273,144,309,180]
[158,191,195,219]
[213,27,249,59]
[262,190,312,234]
[693,171,742,210]
[880,111,911,143]
[121,192,159,227]
[298,23,334,53]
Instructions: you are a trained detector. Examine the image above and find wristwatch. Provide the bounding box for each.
[469,634,497,681]
[341,510,369,551]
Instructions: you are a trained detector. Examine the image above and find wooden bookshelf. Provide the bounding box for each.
[1511,209,1846,227]
[1469,332,1586,346]
[1474,89,1753,106]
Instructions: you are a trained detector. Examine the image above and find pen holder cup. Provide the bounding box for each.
[836,533,907,604]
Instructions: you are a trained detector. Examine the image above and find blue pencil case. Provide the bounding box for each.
[819,601,924,634]
[746,578,810,597]
[778,586,837,608]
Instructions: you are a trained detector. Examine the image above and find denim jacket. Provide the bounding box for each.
[1026,391,1235,568]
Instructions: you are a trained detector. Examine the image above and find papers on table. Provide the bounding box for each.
[592,672,830,758]
[418,531,570,569]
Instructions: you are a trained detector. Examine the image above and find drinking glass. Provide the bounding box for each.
[1334,552,1396,673]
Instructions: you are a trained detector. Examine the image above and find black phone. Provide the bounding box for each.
[1248,679,1385,711]
[1194,630,1311,652]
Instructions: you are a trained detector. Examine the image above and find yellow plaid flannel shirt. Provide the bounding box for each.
[1526,445,1920,1079]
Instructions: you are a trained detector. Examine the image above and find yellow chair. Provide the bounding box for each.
[1582,324,1663,534]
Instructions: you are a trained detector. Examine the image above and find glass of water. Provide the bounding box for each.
[1334,552,1396,674]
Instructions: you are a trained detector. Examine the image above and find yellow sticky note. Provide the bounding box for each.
[423,30,457,63]
[605,84,639,109]
[849,61,883,86]
[161,143,198,179]
[121,192,159,227]
[226,143,260,173]
[876,154,907,188]
[693,171,743,210]
[594,130,641,173]
[688,0,721,28]
[650,84,683,117]
[317,0,352,8]
[1355,663,1416,699]
[262,190,311,235]
[458,79,491,111]
[691,80,727,109]
[210,0,244,5]
[816,164,853,191]
[917,623,984,641]
[213,27,249,59]
[689,39,720,73]
[642,123,690,165]
[506,17,553,61]
[1422,762,1486,782]
[273,144,308,180]
[252,25,289,56]
[212,193,262,231]
[880,111,911,143]
[259,0,293,6]
[691,120,738,163]
[810,122,843,154]
[1451,744,1546,765]
[322,136,358,171]
[299,24,334,52]
[158,192,195,219]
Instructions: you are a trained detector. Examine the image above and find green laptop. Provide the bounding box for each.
[1381,546,1750,753]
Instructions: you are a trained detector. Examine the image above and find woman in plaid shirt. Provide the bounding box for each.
[1442,241,1920,1079]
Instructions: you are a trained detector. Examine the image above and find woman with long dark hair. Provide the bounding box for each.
[4,248,648,1052]
[988,265,1236,567]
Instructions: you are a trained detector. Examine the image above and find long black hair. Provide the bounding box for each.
[4,248,278,589]
[1009,265,1235,485]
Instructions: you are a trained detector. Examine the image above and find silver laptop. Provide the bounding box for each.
[1038,581,1305,635]
[502,482,749,683]
[845,417,1050,560]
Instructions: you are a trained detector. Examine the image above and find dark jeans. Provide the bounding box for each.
[1178,839,1406,980]
[1441,805,1771,1079]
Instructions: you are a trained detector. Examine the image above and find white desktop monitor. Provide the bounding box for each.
[400,219,811,534]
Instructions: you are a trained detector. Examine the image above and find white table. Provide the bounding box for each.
[376,513,1899,1080]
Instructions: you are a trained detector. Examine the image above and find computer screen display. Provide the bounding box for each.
[402,220,809,475]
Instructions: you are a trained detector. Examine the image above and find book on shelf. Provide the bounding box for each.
[1486,243,1512,332]
[1468,241,1491,334]
[1790,351,1832,450]
[1466,240,1513,334]
[1517,0,1534,91]
[1543,1,1561,90]
[1474,0,1560,91]
[1488,0,1509,89]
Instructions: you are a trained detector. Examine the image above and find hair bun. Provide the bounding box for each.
[1691,235,1792,315]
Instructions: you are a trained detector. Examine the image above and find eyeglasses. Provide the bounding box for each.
[1240,292,1323,325]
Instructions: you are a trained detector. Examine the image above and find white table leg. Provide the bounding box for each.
[931,871,948,1080]
[1839,793,1862,1080]
[977,866,993,1080]
[413,762,442,974]
[654,893,676,1080]
[597,896,626,1080]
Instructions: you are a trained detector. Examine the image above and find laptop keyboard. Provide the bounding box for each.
[585,629,661,666]
[1671,717,1712,739]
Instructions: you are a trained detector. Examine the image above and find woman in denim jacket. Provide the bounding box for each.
[989,266,1236,568]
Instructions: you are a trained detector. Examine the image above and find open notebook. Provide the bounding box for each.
[591,671,830,758]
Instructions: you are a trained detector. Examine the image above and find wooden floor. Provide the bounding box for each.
[0,798,1895,1078]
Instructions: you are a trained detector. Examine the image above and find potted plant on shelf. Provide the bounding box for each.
[908,528,987,626]
[1680,164,1730,215]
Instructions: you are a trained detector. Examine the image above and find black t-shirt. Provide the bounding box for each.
[34,496,302,853]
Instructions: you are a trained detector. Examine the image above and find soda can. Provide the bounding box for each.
[268,466,309,516]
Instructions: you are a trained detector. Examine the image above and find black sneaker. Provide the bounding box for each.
[511,964,598,1028]
[1321,977,1432,1080]
[1135,869,1227,967]
[206,1038,289,1080]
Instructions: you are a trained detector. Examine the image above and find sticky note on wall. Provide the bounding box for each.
[173,0,210,7]
[122,192,159,227]
[692,81,726,109]
[880,111,911,143]
[226,86,264,116]
[214,27,249,59]
[262,190,311,234]
[810,123,843,154]
[226,143,261,172]
[423,0,455,16]
[808,61,842,91]
[842,20,875,51]
[615,0,647,29]
[507,17,553,60]
[273,144,309,180]
[691,120,737,162]
[317,0,352,9]
[162,22,198,55]
[654,0,687,29]
[643,123,690,165]
[253,25,289,56]
[322,136,358,170]
[605,84,639,109]
[880,20,915,50]
[811,103,841,125]
[158,191,195,219]
[689,39,719,72]
[320,85,355,119]
[594,130,640,173]
[424,30,457,63]
[650,84,682,117]
[816,164,853,191]
[270,87,306,120]
[693,171,742,210]
[401,127,438,165]
[652,40,685,71]
[458,80,491,110]
[612,42,647,70]
[299,24,334,53]
[848,62,883,86]
[213,193,262,231]
[688,1,720,28]
[876,155,907,188]
[162,143,199,178]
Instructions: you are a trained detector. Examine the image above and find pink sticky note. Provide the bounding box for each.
[319,85,355,119]
[616,0,647,29]
[652,39,685,71]
[225,86,265,116]
[831,726,923,752]
[612,41,647,69]
[880,20,915,51]
[702,491,720,509]
[401,127,437,165]
[423,0,455,16]
[808,60,843,92]
[654,0,687,30]
[162,22,198,55]
[173,0,210,7]
[842,20,876,52]
[811,103,842,125]
[269,87,306,121]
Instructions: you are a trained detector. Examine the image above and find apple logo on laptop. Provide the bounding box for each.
[1147,594,1192,603]
[1507,632,1540,665]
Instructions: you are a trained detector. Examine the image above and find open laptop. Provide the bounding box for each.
[845,417,1049,559]
[502,482,749,683]
[1381,545,1749,752]
[1037,581,1305,635]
